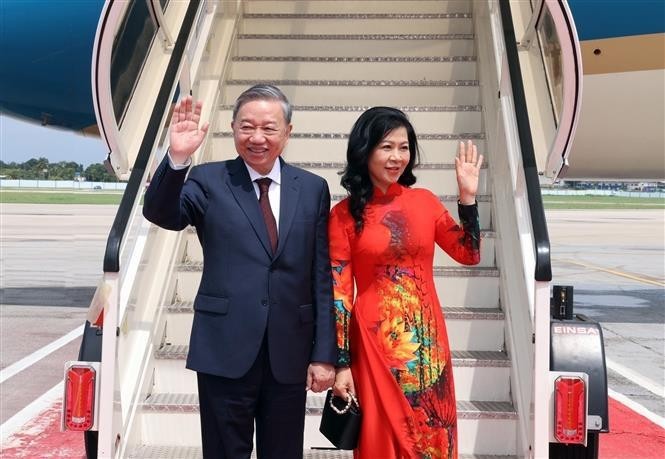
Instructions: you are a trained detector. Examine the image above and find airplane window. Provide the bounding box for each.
[537,9,564,126]
[110,0,157,125]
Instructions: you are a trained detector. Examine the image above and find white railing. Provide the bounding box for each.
[91,1,209,456]
[475,0,584,457]
[89,1,242,456]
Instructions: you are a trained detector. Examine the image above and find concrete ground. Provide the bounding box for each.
[547,210,664,417]
[0,204,115,425]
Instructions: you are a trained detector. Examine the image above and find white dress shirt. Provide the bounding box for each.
[167,152,281,232]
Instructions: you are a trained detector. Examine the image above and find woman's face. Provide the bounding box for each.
[368,126,411,193]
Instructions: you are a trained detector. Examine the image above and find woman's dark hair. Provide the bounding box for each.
[340,106,420,232]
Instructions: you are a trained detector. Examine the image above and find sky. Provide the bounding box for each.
[0,114,108,168]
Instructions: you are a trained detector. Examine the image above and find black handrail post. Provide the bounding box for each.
[498,0,553,282]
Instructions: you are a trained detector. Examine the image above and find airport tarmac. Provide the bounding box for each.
[547,210,664,417]
[0,204,115,427]
[0,204,663,449]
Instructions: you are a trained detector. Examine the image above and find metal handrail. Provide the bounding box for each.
[499,0,552,282]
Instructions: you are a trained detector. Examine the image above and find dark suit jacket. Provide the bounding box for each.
[143,155,336,384]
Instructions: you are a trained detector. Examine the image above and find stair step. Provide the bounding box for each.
[232,55,477,62]
[304,399,516,454]
[173,261,497,277]
[183,225,495,268]
[165,301,500,317]
[238,33,474,40]
[217,104,482,135]
[141,393,516,419]
[243,13,473,19]
[230,58,477,81]
[240,15,473,35]
[152,355,510,401]
[220,102,480,108]
[156,345,508,367]
[211,136,487,164]
[236,36,475,58]
[127,445,516,459]
[172,252,500,310]
[136,394,516,454]
[243,1,473,15]
[227,78,478,86]
[160,296,506,353]
[223,79,479,106]
[212,131,485,140]
[280,161,489,196]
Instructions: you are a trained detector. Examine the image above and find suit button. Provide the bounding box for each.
[261,300,268,306]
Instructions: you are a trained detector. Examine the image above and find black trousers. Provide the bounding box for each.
[196,338,307,459]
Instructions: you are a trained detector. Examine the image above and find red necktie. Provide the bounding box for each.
[255,178,278,253]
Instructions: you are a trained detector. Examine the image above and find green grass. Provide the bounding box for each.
[1,189,663,209]
[0,190,123,205]
[543,194,665,209]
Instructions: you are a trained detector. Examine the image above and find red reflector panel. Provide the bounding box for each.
[554,376,586,444]
[64,366,96,431]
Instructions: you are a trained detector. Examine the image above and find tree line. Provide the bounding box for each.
[0,157,118,182]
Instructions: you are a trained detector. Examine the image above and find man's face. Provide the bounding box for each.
[232,99,292,175]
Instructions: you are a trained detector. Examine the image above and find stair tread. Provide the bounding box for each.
[232,56,477,62]
[212,131,485,140]
[128,445,515,459]
[174,261,498,277]
[216,160,488,170]
[227,78,479,87]
[166,301,501,316]
[155,344,509,367]
[238,33,475,40]
[195,161,488,171]
[332,194,493,202]
[142,392,516,419]
[243,13,473,19]
[220,104,481,111]
[183,225,495,237]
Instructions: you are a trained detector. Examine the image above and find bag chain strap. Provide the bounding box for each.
[330,392,360,414]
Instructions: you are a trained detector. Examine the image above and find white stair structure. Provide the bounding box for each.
[87,1,584,458]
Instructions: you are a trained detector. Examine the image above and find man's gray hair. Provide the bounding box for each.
[232,84,292,124]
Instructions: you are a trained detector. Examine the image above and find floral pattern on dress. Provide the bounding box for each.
[329,184,480,459]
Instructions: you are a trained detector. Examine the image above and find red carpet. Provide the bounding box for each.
[599,397,665,459]
[0,401,84,458]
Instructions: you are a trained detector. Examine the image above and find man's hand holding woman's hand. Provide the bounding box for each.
[169,95,209,165]
[307,362,335,393]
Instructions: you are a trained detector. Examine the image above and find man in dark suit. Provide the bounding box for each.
[143,85,336,458]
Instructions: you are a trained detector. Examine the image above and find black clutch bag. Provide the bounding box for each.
[319,390,361,450]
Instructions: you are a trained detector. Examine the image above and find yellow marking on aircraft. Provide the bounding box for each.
[555,259,665,287]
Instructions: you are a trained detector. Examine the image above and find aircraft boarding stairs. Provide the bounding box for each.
[89,1,580,457]
[134,3,510,457]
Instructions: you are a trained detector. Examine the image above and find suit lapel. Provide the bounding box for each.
[275,160,301,260]
[226,157,273,257]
